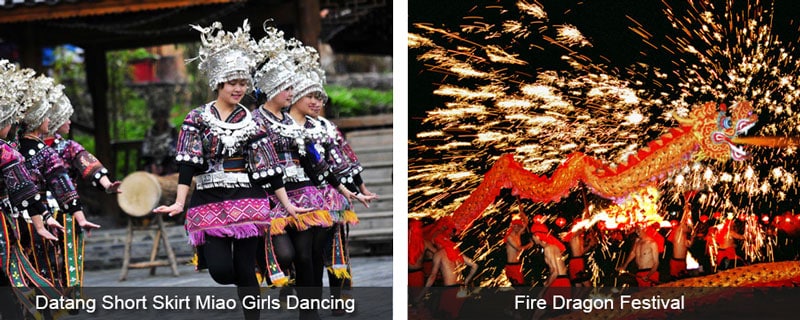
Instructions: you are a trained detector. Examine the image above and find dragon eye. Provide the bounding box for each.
[722,117,732,129]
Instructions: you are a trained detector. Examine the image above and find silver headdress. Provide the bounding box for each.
[20,75,57,131]
[47,87,74,135]
[254,24,296,103]
[189,20,263,90]
[0,60,36,127]
[290,44,327,105]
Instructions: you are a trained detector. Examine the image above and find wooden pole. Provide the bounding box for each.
[84,46,117,221]
[296,0,321,49]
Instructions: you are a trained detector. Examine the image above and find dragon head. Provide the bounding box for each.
[679,101,758,161]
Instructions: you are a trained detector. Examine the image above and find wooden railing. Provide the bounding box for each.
[110,140,144,178]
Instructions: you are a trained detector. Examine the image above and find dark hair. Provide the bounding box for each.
[212,82,225,95]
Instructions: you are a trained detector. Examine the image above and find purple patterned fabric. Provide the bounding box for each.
[174,104,284,246]
[327,120,364,176]
[185,197,272,246]
[318,184,349,212]
[19,137,82,214]
[267,185,327,217]
[314,118,357,185]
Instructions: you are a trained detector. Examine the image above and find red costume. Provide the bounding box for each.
[670,257,687,278]
[409,268,424,287]
[568,256,586,282]
[543,275,572,301]
[716,247,738,266]
[636,268,659,287]
[505,262,525,286]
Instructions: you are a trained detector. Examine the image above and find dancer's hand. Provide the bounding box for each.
[36,227,59,241]
[73,211,101,236]
[46,217,65,232]
[105,181,122,194]
[153,202,184,217]
[286,204,313,220]
[353,193,377,208]
[337,185,375,208]
[358,185,377,199]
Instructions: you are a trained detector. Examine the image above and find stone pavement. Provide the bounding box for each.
[47,256,393,320]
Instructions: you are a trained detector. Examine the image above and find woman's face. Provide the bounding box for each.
[38,117,50,135]
[57,120,71,136]
[218,79,248,105]
[0,124,11,139]
[294,92,324,117]
[270,86,294,108]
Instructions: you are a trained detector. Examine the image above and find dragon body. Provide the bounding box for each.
[452,101,758,231]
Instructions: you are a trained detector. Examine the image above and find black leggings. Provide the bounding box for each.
[273,226,331,319]
[203,235,260,320]
[273,228,313,287]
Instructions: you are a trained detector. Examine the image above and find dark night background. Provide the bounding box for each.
[409,0,800,138]
[408,0,800,292]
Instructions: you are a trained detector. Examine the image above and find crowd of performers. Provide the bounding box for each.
[1,18,376,320]
[147,20,375,320]
[0,59,112,319]
[409,196,777,319]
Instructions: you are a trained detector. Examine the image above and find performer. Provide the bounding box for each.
[714,214,743,271]
[421,227,477,320]
[530,223,569,289]
[17,75,101,286]
[409,219,426,286]
[504,215,531,286]
[252,33,330,320]
[285,43,376,316]
[563,219,591,286]
[0,60,62,319]
[152,20,308,320]
[618,224,660,287]
[47,93,121,195]
[669,204,693,279]
[530,223,569,320]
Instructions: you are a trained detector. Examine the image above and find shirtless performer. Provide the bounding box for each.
[619,226,660,287]
[563,220,591,286]
[505,216,532,286]
[418,233,477,319]
[715,215,744,270]
[425,236,478,289]
[530,223,569,319]
[668,205,693,279]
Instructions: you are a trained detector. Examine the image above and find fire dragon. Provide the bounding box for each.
[452,101,758,231]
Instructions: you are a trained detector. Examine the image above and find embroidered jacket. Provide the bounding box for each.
[320,117,366,182]
[0,140,47,217]
[251,107,314,186]
[48,134,110,192]
[18,137,82,215]
[176,103,284,188]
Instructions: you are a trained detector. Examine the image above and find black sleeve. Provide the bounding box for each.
[352,174,364,187]
[25,197,48,217]
[264,174,284,190]
[178,164,196,186]
[325,173,341,188]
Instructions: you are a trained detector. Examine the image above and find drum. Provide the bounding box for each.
[117,171,187,217]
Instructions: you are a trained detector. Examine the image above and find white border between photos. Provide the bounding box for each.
[392,0,409,319]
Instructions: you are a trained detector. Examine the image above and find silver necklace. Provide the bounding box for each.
[201,102,257,156]
[258,107,307,156]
